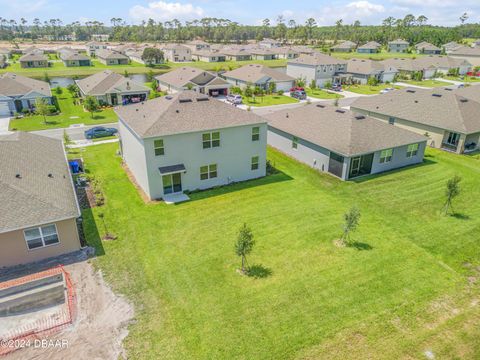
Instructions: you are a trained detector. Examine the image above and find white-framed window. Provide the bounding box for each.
[406,143,419,158]
[252,127,260,141]
[200,164,217,180]
[380,148,393,163]
[154,139,164,156]
[292,136,298,149]
[202,132,220,149]
[24,224,59,250]
[251,156,259,170]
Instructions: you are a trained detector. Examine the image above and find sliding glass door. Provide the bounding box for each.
[162,173,182,195]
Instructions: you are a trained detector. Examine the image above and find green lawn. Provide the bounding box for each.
[445,75,480,83]
[329,50,425,61]
[306,88,344,99]
[401,79,452,88]
[9,88,118,131]
[243,94,298,107]
[343,84,402,95]
[79,143,480,359]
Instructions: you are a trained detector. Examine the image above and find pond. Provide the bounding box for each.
[49,73,150,88]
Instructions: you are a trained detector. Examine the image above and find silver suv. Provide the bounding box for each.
[226,94,243,104]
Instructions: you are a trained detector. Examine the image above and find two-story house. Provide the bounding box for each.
[85,41,108,56]
[388,39,409,53]
[116,91,267,201]
[162,44,192,62]
[286,52,347,88]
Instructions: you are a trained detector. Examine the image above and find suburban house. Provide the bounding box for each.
[331,41,357,53]
[21,46,43,55]
[59,49,91,67]
[76,70,150,106]
[91,34,109,42]
[0,132,81,268]
[344,59,398,84]
[0,73,52,116]
[381,58,437,79]
[449,46,480,66]
[222,64,295,91]
[185,40,211,52]
[250,48,277,60]
[192,50,226,62]
[274,47,300,59]
[415,41,441,55]
[388,39,409,53]
[286,52,347,88]
[19,53,49,68]
[0,47,11,59]
[351,87,480,154]
[155,66,231,96]
[85,41,108,56]
[415,55,472,75]
[265,104,426,180]
[95,50,129,65]
[116,91,267,200]
[357,41,382,54]
[442,41,462,54]
[112,44,138,54]
[222,48,252,61]
[291,46,316,55]
[259,38,282,48]
[125,47,164,65]
[162,44,192,62]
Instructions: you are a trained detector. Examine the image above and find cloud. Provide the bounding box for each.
[0,0,48,15]
[129,1,205,23]
[345,1,385,16]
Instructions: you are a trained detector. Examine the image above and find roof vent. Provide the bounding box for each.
[354,115,365,120]
[15,174,21,179]
[165,96,173,100]
[406,89,416,93]
[286,113,289,118]
[460,98,468,103]
[316,104,325,108]
[414,100,418,103]
[48,173,53,178]
[444,88,453,91]
[179,99,192,103]
[136,108,139,111]
[432,93,442,97]
[176,109,180,113]
[335,109,346,113]
[196,98,209,102]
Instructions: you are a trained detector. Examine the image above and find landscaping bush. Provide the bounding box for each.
[231,86,242,95]
[47,105,57,115]
[277,90,284,96]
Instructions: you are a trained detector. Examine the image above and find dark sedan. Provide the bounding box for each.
[84,126,118,139]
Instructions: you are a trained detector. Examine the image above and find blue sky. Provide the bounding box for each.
[0,0,479,26]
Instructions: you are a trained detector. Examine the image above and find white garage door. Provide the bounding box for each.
[0,102,10,117]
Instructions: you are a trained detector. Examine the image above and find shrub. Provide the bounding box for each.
[46,105,57,114]
[277,90,284,95]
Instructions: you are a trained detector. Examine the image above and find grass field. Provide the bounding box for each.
[9,88,117,131]
[330,50,425,61]
[306,88,344,99]
[445,75,480,83]
[243,94,298,107]
[79,143,480,360]
[401,79,452,88]
[343,84,402,95]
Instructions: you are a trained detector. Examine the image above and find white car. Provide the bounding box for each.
[226,94,243,105]
[380,88,395,94]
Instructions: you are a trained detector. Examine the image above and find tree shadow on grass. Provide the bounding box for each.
[350,242,373,251]
[451,213,470,220]
[247,264,272,279]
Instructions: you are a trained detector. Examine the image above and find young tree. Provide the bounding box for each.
[55,86,63,95]
[35,97,50,124]
[235,223,255,273]
[309,79,317,90]
[295,77,306,88]
[150,78,158,92]
[340,206,361,246]
[444,175,461,215]
[84,96,99,118]
[67,83,79,98]
[244,84,253,100]
[63,129,72,148]
[268,81,276,95]
[43,72,50,84]
[367,76,379,86]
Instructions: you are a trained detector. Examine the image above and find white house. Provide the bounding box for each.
[85,41,108,56]
[222,64,295,91]
[116,91,267,200]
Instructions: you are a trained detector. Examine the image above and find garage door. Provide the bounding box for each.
[0,102,10,117]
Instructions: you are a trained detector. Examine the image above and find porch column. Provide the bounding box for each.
[457,134,466,154]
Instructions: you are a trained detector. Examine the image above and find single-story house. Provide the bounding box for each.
[116,91,268,200]
[222,49,252,61]
[331,41,357,53]
[95,49,129,65]
[274,47,300,59]
[286,52,347,88]
[351,87,480,154]
[85,41,108,56]
[76,70,150,106]
[0,47,11,59]
[259,38,282,48]
[59,49,91,67]
[343,59,397,84]
[21,46,43,55]
[185,40,211,52]
[222,64,295,91]
[415,41,441,55]
[415,55,472,75]
[112,44,138,55]
[155,66,231,96]
[265,103,426,180]
[250,48,277,60]
[19,53,49,68]
[381,58,437,79]
[357,41,382,54]
[442,42,462,54]
[291,46,315,55]
[449,46,480,67]
[388,39,409,53]
[0,73,52,116]
[162,44,192,62]
[0,132,81,268]
[192,50,226,62]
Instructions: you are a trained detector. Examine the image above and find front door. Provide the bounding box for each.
[162,173,182,195]
[350,157,361,177]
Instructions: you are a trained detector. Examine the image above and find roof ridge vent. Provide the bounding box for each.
[335,109,346,113]
[165,95,173,100]
[179,99,192,103]
[316,104,325,108]
[354,115,365,120]
[432,93,442,97]
[406,89,416,93]
[460,98,468,103]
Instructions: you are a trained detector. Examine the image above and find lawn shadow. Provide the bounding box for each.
[247,264,272,279]
[81,207,106,257]
[451,213,470,220]
[350,241,373,251]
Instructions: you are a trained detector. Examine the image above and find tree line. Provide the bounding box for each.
[0,14,479,46]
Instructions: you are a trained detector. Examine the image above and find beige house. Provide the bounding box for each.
[250,48,277,60]
[185,40,211,52]
[85,41,108,56]
[351,87,480,154]
[449,46,480,67]
[96,50,129,65]
[415,41,441,55]
[59,49,91,67]
[0,132,81,268]
[331,40,357,53]
[162,44,192,62]
[192,50,226,62]
[19,53,49,68]
[222,64,295,91]
[222,48,252,61]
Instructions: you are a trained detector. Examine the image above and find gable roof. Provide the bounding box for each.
[19,52,48,62]
[351,87,480,134]
[162,44,190,51]
[414,55,471,69]
[380,57,436,72]
[415,41,441,51]
[264,104,426,157]
[331,41,357,50]
[222,64,295,83]
[0,132,80,233]
[347,58,397,75]
[76,70,150,96]
[288,52,347,66]
[192,50,224,57]
[388,39,409,45]
[59,49,90,61]
[358,41,382,50]
[116,90,266,139]
[96,49,129,60]
[0,73,51,97]
[155,66,228,88]
[450,46,480,57]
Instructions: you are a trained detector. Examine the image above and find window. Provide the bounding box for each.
[380,149,393,163]
[202,132,220,149]
[251,156,259,170]
[24,224,59,250]
[154,139,164,156]
[200,164,217,180]
[292,136,298,149]
[252,127,260,141]
[388,117,395,125]
[406,143,419,158]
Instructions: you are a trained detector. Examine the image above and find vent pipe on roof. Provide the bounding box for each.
[15,174,21,179]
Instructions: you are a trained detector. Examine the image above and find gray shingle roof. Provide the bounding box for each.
[76,70,150,96]
[116,90,266,138]
[415,41,441,51]
[288,52,347,66]
[0,73,51,97]
[331,41,357,50]
[347,59,397,75]
[265,104,426,157]
[96,49,129,60]
[0,132,80,233]
[59,49,90,61]
[155,66,228,88]
[450,46,480,57]
[222,64,295,83]
[351,87,480,134]
[388,39,409,45]
[19,53,48,62]
[358,41,381,50]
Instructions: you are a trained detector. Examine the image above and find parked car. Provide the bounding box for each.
[290,90,307,100]
[84,126,118,139]
[380,88,395,94]
[226,94,243,104]
[331,84,342,92]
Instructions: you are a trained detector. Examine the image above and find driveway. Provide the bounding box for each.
[0,117,10,133]
[32,123,119,141]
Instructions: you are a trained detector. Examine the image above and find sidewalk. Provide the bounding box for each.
[68,138,119,148]
[0,117,10,133]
